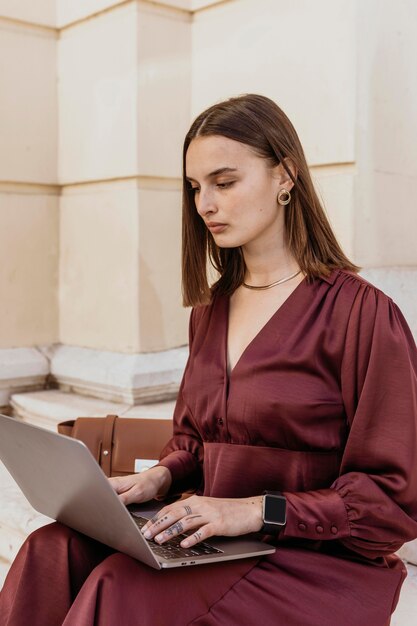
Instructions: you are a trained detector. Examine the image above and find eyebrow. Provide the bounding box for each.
[185,167,238,183]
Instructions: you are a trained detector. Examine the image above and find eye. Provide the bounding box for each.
[216,182,234,189]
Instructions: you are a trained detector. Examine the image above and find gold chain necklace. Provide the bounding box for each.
[242,269,302,290]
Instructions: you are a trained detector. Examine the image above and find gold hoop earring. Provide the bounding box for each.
[277,188,291,206]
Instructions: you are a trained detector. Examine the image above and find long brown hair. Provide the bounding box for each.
[182,93,360,306]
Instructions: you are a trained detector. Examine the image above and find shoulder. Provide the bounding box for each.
[315,268,409,343]
[328,270,416,351]
[323,268,396,313]
[189,299,215,326]
[324,268,392,299]
[188,295,219,343]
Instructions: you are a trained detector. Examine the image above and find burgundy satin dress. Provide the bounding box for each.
[1,268,417,626]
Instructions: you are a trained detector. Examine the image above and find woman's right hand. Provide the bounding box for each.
[109,466,172,506]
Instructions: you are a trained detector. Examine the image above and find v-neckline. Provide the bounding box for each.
[224,274,308,381]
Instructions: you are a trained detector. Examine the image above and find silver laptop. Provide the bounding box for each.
[0,414,275,569]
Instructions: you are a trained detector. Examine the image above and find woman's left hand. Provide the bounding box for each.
[141,494,264,548]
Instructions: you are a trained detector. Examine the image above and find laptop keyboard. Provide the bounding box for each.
[132,515,223,560]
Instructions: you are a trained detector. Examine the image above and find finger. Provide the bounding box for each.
[142,512,172,538]
[142,504,192,532]
[118,488,139,506]
[155,519,186,542]
[142,499,190,533]
[142,500,196,537]
[108,476,130,493]
[117,481,148,505]
[180,524,213,548]
[108,477,121,491]
[154,514,204,544]
[118,490,137,506]
[142,507,168,532]
[109,476,137,496]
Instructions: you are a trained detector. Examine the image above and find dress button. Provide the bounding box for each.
[216,417,224,426]
[298,522,307,531]
[330,525,338,535]
[316,525,324,534]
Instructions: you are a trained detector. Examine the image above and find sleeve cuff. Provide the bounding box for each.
[281,488,351,541]
[155,450,202,496]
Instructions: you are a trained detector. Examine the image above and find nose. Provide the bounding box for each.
[195,187,217,218]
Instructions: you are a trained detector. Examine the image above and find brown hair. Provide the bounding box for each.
[181,93,360,306]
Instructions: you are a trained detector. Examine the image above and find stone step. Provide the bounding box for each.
[10,389,176,430]
[0,460,52,567]
[0,557,10,590]
[0,343,188,409]
[391,562,417,624]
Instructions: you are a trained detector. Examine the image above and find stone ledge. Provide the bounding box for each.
[391,561,417,625]
[0,347,49,407]
[0,343,188,409]
[397,542,417,568]
[50,344,188,404]
[0,558,10,590]
[10,390,176,431]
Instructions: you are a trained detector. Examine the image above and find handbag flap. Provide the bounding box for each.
[56,416,173,475]
[111,418,173,473]
[71,418,106,463]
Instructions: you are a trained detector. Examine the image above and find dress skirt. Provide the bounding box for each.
[0,522,406,626]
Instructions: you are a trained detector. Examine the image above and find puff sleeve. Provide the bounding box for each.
[280,285,417,559]
[155,307,204,496]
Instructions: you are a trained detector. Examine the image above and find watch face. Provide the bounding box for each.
[264,495,286,524]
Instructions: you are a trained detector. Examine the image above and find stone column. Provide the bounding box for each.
[0,3,58,412]
[0,0,193,410]
[54,0,192,403]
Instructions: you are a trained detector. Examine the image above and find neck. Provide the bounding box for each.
[241,235,299,286]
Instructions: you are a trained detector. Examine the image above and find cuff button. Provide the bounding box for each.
[330,525,338,535]
[298,522,307,531]
[316,525,324,533]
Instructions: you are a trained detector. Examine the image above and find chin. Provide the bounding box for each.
[211,233,246,249]
[216,241,240,250]
[213,239,243,250]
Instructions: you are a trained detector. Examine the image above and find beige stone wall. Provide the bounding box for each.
[190,0,417,268]
[56,0,190,28]
[58,1,191,352]
[191,0,357,258]
[0,189,59,348]
[0,7,59,348]
[0,0,416,355]
[354,0,417,267]
[59,180,184,353]
[0,0,56,27]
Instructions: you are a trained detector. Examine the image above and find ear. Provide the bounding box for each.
[271,157,297,189]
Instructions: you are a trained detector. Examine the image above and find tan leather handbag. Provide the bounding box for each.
[57,414,172,478]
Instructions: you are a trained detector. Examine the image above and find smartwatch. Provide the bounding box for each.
[261,491,287,534]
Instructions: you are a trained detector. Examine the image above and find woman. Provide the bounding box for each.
[1,94,417,626]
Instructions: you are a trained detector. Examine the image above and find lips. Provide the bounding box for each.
[206,223,228,233]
